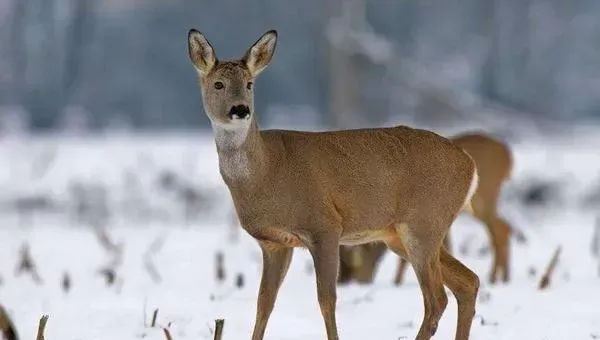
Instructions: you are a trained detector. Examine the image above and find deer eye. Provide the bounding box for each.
[214,82,224,90]
[246,82,253,90]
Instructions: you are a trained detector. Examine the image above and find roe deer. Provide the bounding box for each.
[187,29,480,340]
[338,132,513,286]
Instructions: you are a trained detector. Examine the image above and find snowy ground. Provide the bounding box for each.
[1,130,600,339]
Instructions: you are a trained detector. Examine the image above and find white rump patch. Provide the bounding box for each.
[464,166,479,210]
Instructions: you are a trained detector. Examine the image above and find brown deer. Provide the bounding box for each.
[187,28,480,340]
[338,132,513,286]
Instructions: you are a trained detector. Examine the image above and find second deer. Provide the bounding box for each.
[339,132,514,286]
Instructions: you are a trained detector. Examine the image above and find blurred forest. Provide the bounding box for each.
[1,0,600,133]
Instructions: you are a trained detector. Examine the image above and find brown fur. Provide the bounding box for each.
[188,28,480,340]
[0,304,18,340]
[339,132,514,286]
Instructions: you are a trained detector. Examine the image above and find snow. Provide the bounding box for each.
[1,131,599,339]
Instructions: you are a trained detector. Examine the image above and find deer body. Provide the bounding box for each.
[339,132,514,285]
[226,124,474,244]
[188,29,480,340]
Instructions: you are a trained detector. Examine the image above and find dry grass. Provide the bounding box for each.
[539,246,562,290]
[213,319,225,340]
[36,315,49,340]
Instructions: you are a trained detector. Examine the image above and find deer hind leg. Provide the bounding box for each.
[394,232,452,286]
[491,216,512,283]
[476,213,511,284]
[440,247,480,340]
[309,233,341,340]
[337,245,357,285]
[251,243,294,340]
[393,257,410,285]
[387,224,448,340]
[353,243,387,284]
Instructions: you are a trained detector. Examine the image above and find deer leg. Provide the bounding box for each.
[393,258,410,286]
[492,216,511,283]
[337,245,356,285]
[479,214,510,284]
[440,247,480,340]
[309,234,341,340]
[395,232,452,286]
[386,232,447,340]
[354,243,387,284]
[251,244,294,340]
[411,255,447,340]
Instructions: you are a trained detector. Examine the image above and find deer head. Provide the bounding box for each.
[187,29,277,130]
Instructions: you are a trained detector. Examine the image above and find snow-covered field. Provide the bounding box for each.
[1,130,600,339]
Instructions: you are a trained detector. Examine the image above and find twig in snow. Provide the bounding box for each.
[235,273,244,289]
[62,271,71,293]
[98,267,116,286]
[213,319,225,340]
[151,309,159,327]
[36,315,49,340]
[163,327,173,340]
[538,246,562,290]
[15,243,43,284]
[215,252,225,284]
[0,304,19,340]
[143,235,166,283]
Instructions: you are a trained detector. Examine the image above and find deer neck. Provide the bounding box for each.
[212,118,268,183]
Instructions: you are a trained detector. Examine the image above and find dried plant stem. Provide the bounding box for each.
[36,315,49,340]
[538,246,562,290]
[163,327,173,340]
[213,319,225,340]
[151,309,159,327]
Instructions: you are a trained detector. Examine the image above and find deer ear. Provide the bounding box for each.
[188,29,217,75]
[243,30,277,77]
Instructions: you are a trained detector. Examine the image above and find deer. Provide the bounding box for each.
[187,28,480,340]
[338,132,514,286]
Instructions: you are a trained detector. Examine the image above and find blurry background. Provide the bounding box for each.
[1,0,600,135]
[0,0,599,232]
[1,2,600,338]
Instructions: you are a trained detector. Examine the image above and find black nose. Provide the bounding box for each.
[229,105,250,119]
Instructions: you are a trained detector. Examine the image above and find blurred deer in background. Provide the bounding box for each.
[188,29,480,340]
[339,132,514,285]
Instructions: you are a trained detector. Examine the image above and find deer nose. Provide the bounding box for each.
[229,105,250,119]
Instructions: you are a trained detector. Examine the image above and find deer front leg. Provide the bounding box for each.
[309,234,341,340]
[251,243,293,340]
